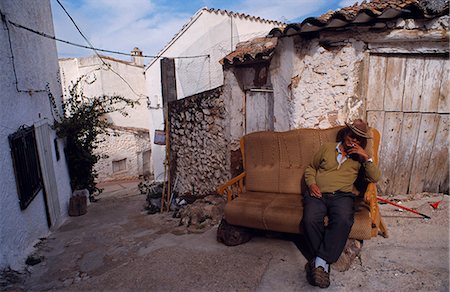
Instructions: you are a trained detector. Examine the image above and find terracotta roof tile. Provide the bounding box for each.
[220,37,278,66]
[270,0,448,36]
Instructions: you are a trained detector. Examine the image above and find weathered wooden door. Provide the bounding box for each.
[35,122,61,227]
[365,53,449,195]
[245,89,274,134]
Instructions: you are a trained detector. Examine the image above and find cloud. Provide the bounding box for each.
[52,0,192,58]
[338,0,359,8]
[51,0,343,60]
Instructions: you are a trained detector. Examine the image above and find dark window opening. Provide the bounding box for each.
[9,126,43,210]
[54,138,60,161]
[112,158,127,173]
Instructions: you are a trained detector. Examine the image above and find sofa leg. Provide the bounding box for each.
[332,239,363,272]
[217,218,252,246]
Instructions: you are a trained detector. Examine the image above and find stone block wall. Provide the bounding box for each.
[95,126,151,182]
[169,87,228,196]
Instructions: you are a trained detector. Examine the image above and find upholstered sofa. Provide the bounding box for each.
[217,126,387,244]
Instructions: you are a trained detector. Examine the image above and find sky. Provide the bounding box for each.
[51,0,358,61]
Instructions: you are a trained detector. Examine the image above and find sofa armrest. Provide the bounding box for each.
[364,183,388,238]
[217,172,246,202]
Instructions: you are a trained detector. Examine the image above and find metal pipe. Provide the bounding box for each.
[377,197,431,219]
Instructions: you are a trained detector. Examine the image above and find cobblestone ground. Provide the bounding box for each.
[1,185,448,291]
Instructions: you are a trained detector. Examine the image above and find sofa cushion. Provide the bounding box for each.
[263,194,303,233]
[225,192,301,232]
[349,200,372,240]
[225,192,373,240]
[244,132,280,193]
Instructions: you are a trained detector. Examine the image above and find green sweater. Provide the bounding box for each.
[304,142,381,193]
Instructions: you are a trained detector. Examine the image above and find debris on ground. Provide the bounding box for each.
[0,268,25,290]
[174,193,226,232]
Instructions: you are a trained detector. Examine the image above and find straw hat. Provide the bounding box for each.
[345,119,372,139]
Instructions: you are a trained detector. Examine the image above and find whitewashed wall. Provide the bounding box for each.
[147,9,280,179]
[95,128,151,182]
[278,37,366,129]
[0,0,71,269]
[59,56,149,129]
[59,55,151,182]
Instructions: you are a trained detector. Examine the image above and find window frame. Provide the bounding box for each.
[9,126,43,210]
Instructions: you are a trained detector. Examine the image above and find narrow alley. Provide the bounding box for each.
[3,182,448,291]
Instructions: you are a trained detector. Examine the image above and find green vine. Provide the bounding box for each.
[49,76,138,196]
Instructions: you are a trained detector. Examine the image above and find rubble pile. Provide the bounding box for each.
[175,194,226,232]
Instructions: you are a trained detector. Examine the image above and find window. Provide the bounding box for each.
[112,158,127,173]
[9,126,43,210]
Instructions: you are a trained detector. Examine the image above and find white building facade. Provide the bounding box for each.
[0,0,72,269]
[59,51,152,182]
[146,8,284,179]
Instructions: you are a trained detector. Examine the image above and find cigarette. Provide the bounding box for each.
[351,143,356,147]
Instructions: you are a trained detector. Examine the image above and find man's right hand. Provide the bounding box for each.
[309,183,322,198]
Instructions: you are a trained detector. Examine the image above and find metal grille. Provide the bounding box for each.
[9,126,43,210]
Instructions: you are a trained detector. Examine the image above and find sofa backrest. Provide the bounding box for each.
[243,127,376,195]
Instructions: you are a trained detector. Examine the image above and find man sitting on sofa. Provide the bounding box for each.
[302,119,381,288]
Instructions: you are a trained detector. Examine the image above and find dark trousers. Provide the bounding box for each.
[302,192,355,263]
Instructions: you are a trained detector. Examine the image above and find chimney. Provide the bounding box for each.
[131,47,144,66]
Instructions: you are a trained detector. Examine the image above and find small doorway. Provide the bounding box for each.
[245,89,274,134]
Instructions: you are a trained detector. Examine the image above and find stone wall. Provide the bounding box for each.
[287,38,366,129]
[169,87,228,196]
[95,126,151,182]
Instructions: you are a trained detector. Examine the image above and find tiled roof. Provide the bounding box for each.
[270,0,449,36]
[206,8,285,26]
[220,37,278,67]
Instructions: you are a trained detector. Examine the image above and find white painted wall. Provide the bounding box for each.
[95,128,151,182]
[146,8,281,179]
[59,55,151,182]
[59,55,148,129]
[0,0,71,269]
[289,38,366,128]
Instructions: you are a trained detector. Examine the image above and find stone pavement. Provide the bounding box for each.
[12,182,449,291]
[20,181,310,291]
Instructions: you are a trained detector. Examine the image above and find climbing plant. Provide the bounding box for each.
[49,76,137,196]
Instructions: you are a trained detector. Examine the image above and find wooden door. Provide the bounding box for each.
[245,90,274,134]
[366,53,449,195]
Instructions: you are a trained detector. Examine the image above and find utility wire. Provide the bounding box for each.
[1,12,47,94]
[55,0,150,101]
[6,15,208,60]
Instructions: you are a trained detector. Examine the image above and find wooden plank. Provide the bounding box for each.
[366,55,386,111]
[378,112,403,194]
[359,52,370,117]
[367,111,385,135]
[408,114,440,193]
[245,91,273,134]
[438,60,449,113]
[403,56,425,112]
[423,115,449,193]
[391,113,421,195]
[420,57,444,113]
[384,56,406,111]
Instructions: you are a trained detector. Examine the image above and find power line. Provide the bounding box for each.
[54,0,146,99]
[5,16,209,60]
[1,12,47,94]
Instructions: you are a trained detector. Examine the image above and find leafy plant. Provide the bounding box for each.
[49,76,137,196]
